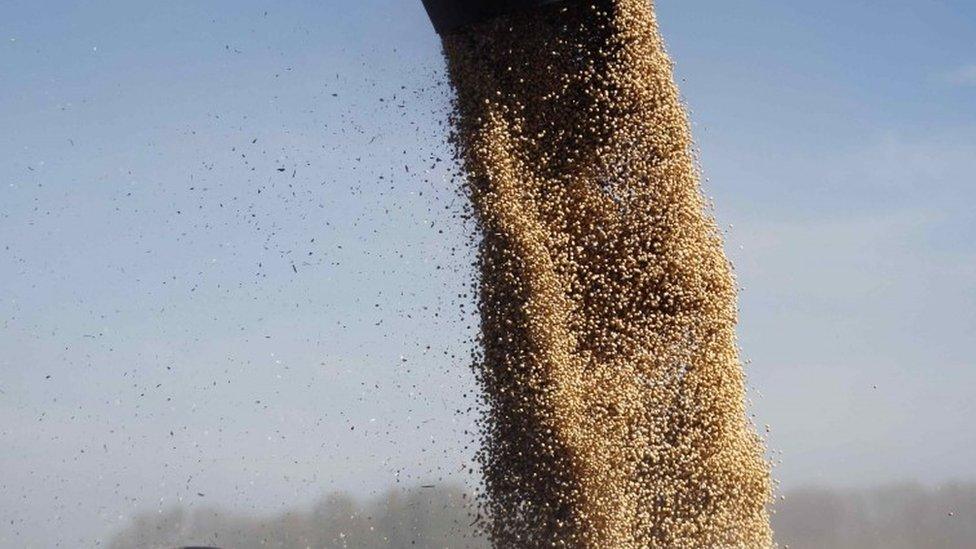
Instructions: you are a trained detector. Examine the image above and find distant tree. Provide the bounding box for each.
[108,485,486,549]
[109,483,974,548]
[773,482,976,549]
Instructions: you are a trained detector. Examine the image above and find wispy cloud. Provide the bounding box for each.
[943,64,976,86]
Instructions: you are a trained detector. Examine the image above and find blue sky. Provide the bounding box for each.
[1,0,974,546]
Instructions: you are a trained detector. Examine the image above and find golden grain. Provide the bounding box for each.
[442,1,773,546]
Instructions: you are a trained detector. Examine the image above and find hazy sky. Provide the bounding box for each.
[2,0,974,546]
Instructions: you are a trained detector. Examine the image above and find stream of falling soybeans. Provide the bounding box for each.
[442,1,773,547]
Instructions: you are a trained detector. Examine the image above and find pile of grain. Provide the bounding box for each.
[441,1,772,547]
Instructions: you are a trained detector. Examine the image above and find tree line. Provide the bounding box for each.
[108,482,975,548]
